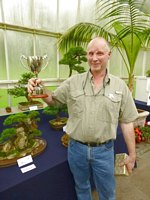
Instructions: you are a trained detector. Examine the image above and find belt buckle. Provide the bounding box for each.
[87,142,98,147]
[87,142,91,147]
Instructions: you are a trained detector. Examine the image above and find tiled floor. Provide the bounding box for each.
[92,142,150,200]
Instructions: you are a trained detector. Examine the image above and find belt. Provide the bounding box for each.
[73,139,111,147]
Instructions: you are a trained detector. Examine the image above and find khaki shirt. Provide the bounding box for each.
[52,71,138,143]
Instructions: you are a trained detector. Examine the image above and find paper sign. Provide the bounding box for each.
[29,106,38,111]
[17,155,33,167]
[20,164,36,173]
[63,125,66,132]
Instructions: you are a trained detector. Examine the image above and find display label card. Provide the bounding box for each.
[63,125,66,132]
[29,106,38,111]
[20,164,36,173]
[17,155,33,167]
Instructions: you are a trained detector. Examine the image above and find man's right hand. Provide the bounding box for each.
[27,78,42,94]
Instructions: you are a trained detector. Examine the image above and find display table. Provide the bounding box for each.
[0,113,77,200]
[0,111,128,200]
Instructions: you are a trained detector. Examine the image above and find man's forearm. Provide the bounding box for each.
[120,122,136,158]
[42,88,55,105]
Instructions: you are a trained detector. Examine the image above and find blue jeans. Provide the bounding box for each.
[68,139,115,200]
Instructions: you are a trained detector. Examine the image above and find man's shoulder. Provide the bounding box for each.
[69,72,88,81]
[109,74,126,85]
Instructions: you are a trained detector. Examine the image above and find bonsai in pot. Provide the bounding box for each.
[43,104,68,130]
[146,69,150,77]
[0,111,46,167]
[59,46,87,77]
[8,72,43,111]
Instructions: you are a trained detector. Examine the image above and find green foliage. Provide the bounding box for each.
[146,69,150,77]
[0,128,16,143]
[0,111,41,144]
[139,126,150,139]
[58,0,150,92]
[3,113,29,126]
[43,104,68,119]
[28,129,42,139]
[8,72,35,102]
[28,110,40,121]
[59,46,87,77]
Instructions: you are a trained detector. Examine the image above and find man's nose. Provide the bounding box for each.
[92,54,98,60]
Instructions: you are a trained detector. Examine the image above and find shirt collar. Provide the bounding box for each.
[88,69,110,85]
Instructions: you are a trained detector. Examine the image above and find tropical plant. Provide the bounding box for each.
[59,46,87,77]
[58,0,150,92]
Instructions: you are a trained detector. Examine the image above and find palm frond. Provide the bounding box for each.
[96,0,150,31]
[58,22,115,52]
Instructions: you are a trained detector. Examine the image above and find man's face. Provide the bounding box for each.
[87,39,111,73]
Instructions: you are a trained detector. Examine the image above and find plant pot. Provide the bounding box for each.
[18,101,43,111]
[0,137,47,168]
[5,106,12,113]
[133,109,149,127]
[49,117,68,130]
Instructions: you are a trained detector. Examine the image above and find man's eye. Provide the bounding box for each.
[97,52,103,56]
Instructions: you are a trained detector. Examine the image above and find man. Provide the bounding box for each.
[28,37,138,200]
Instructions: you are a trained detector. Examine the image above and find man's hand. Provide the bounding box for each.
[27,78,42,93]
[120,154,136,174]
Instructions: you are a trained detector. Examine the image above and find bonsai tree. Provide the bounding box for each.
[43,104,68,130]
[146,69,150,77]
[59,46,87,77]
[58,0,150,92]
[0,111,46,163]
[8,72,35,102]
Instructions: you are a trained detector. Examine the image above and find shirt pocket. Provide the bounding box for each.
[68,90,84,118]
[97,93,122,123]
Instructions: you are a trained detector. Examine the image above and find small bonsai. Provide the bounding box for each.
[59,46,87,77]
[8,72,35,102]
[146,69,150,77]
[43,104,68,130]
[0,111,46,163]
[7,72,43,110]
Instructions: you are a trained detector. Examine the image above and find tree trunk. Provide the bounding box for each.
[127,74,134,93]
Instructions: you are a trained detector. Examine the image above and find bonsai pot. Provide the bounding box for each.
[49,117,68,130]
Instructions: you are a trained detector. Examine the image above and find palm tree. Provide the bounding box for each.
[58,0,150,92]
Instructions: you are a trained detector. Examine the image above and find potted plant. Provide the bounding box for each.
[146,69,150,77]
[43,104,68,130]
[138,125,150,143]
[58,0,150,92]
[8,72,43,111]
[59,46,87,77]
[0,111,47,167]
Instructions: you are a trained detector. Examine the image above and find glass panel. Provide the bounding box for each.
[2,0,33,27]
[6,31,34,80]
[34,0,57,32]
[109,48,122,77]
[35,36,58,78]
[58,0,78,32]
[0,30,6,80]
[134,50,144,76]
[0,0,3,22]
[79,0,97,23]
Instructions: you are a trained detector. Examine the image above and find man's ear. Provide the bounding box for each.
[108,51,112,58]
